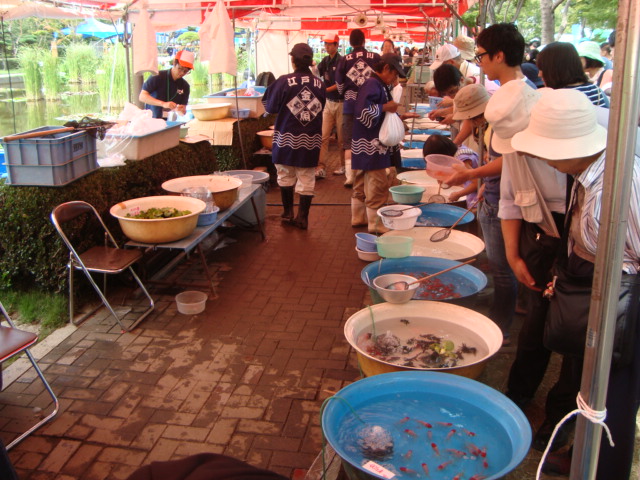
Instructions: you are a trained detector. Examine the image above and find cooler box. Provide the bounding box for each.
[204,87,267,119]
[99,125,180,161]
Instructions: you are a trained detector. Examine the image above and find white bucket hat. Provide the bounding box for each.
[485,80,540,154]
[452,84,490,120]
[453,35,476,62]
[430,44,460,70]
[511,88,607,160]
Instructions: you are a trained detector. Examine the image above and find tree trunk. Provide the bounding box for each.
[540,0,555,44]
[557,0,571,38]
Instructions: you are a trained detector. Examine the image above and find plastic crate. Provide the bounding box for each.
[230,108,250,119]
[1,127,96,166]
[4,150,98,186]
[100,125,180,161]
[205,87,266,118]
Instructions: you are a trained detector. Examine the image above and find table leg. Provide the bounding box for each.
[197,244,218,298]
[250,197,267,241]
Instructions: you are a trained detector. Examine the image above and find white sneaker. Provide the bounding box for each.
[315,168,326,179]
[333,167,345,175]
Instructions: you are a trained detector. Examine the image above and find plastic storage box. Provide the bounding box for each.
[100,124,180,161]
[1,127,96,166]
[1,127,98,186]
[4,152,98,186]
[205,87,267,118]
[230,108,250,119]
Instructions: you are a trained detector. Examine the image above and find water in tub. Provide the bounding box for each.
[336,391,513,479]
[355,316,489,369]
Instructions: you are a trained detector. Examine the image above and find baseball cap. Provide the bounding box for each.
[380,53,407,78]
[511,89,607,160]
[290,43,314,60]
[323,33,340,44]
[430,44,460,70]
[452,84,490,120]
[485,79,540,154]
[175,50,194,69]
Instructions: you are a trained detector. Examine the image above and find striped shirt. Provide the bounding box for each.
[571,152,640,274]
[567,83,610,108]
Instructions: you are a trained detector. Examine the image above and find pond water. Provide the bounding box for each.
[0,84,212,138]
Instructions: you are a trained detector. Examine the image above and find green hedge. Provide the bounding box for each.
[0,141,218,293]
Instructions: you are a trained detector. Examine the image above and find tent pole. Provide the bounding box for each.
[232,14,248,170]
[569,0,640,478]
[0,17,17,134]
[123,13,132,104]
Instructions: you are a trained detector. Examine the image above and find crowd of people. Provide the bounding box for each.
[259,23,639,480]
[138,23,638,479]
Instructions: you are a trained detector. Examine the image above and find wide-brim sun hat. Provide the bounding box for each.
[485,80,540,154]
[452,83,490,120]
[453,35,476,62]
[577,41,604,63]
[511,88,607,160]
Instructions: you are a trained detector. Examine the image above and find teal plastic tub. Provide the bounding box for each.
[389,185,425,204]
[375,236,413,258]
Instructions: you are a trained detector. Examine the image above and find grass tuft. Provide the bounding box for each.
[1,290,67,334]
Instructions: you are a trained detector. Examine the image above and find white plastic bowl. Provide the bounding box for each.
[372,274,419,303]
[176,291,208,315]
[355,246,381,262]
[377,205,421,230]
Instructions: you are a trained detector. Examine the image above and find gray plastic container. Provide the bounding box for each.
[1,127,96,166]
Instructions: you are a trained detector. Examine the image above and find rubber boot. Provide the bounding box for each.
[280,186,294,221]
[289,194,312,230]
[367,207,389,234]
[351,197,367,227]
[344,153,354,187]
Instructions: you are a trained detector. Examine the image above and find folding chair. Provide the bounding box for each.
[0,301,59,450]
[51,201,154,332]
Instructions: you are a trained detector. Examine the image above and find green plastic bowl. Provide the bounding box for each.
[389,185,425,204]
[375,235,413,258]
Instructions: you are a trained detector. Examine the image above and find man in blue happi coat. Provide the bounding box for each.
[262,43,326,230]
[335,29,380,187]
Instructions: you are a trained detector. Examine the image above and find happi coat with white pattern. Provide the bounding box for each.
[262,69,326,168]
[351,74,394,171]
[335,47,381,115]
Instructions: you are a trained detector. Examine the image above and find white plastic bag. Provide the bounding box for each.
[379,84,405,147]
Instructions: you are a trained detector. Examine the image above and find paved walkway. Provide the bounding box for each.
[1,149,635,479]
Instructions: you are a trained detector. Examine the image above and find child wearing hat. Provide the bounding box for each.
[511,87,640,480]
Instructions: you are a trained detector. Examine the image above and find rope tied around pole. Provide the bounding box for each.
[535,392,614,480]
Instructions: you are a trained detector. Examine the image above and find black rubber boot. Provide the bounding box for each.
[280,186,294,221]
[291,194,312,230]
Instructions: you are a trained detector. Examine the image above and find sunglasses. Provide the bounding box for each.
[474,51,489,64]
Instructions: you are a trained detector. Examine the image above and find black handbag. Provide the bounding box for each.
[519,220,563,289]
[543,208,640,366]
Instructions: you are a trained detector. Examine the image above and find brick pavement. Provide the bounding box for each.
[2,150,636,479]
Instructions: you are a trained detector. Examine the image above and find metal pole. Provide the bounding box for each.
[122,14,132,104]
[570,0,640,477]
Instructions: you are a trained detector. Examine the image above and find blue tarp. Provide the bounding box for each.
[62,18,123,39]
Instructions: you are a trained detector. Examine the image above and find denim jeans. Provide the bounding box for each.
[478,200,518,337]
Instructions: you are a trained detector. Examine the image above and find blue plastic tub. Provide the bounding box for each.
[322,371,531,480]
[410,128,451,136]
[402,140,425,150]
[361,256,486,304]
[356,233,377,252]
[416,203,474,227]
[197,206,220,226]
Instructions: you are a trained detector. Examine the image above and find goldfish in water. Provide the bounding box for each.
[437,421,453,427]
[446,429,457,440]
[469,475,486,480]
[421,463,429,475]
[404,429,418,438]
[403,450,413,460]
[462,428,476,437]
[431,442,440,456]
[398,416,411,424]
[446,449,467,458]
[437,460,453,470]
[416,420,433,428]
[399,467,418,475]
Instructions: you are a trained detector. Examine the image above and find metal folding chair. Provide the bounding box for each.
[0,301,59,450]
[50,201,154,332]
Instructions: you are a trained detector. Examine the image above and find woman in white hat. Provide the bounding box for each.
[512,88,640,480]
